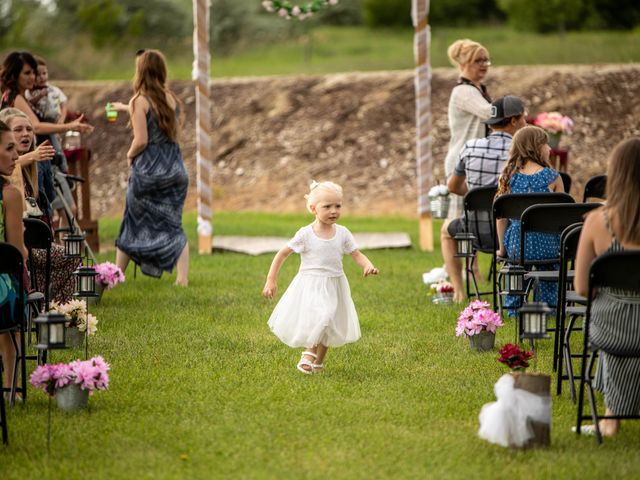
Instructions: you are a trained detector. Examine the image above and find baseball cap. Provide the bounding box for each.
[485,95,525,125]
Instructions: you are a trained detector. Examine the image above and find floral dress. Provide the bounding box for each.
[503,167,560,316]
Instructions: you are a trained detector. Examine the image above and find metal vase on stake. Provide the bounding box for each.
[513,302,553,449]
[33,312,69,451]
[73,262,98,359]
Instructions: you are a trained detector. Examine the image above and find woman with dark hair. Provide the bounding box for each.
[0,51,92,136]
[575,137,640,436]
[1,51,93,210]
[110,49,189,286]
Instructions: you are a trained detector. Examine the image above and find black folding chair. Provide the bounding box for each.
[559,171,572,194]
[23,218,53,364]
[461,185,498,302]
[582,175,607,203]
[554,224,586,400]
[493,192,574,314]
[0,243,27,407]
[576,251,640,444]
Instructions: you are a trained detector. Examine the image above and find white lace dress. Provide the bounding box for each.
[268,224,361,348]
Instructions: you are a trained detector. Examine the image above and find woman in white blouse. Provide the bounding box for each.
[444,39,493,219]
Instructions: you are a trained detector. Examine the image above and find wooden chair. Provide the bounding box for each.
[576,251,640,444]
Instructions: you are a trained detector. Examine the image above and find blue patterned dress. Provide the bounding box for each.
[503,167,560,316]
[0,182,20,329]
[116,106,189,278]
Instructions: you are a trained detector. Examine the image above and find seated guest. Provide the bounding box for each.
[0,120,26,398]
[443,96,527,302]
[495,126,564,316]
[0,108,81,303]
[575,137,640,436]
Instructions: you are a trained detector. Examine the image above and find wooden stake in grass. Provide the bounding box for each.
[412,0,434,252]
[193,0,213,254]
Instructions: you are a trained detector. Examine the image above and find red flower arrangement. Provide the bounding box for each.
[498,343,533,372]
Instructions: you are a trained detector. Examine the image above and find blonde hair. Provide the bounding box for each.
[605,137,640,244]
[447,39,489,70]
[0,107,38,197]
[497,125,550,196]
[304,180,343,213]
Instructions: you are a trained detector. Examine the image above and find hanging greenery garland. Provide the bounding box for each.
[262,0,339,21]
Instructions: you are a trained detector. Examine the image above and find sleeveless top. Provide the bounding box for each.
[601,208,640,298]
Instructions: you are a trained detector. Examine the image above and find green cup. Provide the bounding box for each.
[106,103,118,122]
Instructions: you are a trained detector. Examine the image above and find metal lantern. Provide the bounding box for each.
[63,233,85,258]
[34,312,67,350]
[500,264,527,295]
[73,266,98,297]
[519,302,551,340]
[454,232,476,257]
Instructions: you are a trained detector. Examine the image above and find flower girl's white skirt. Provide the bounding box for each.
[268,273,361,348]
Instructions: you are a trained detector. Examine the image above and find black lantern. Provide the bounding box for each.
[500,264,527,295]
[34,312,67,350]
[454,232,476,257]
[63,233,85,258]
[73,266,98,297]
[519,302,551,340]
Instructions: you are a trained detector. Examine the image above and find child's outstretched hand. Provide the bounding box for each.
[363,264,379,277]
[262,279,277,299]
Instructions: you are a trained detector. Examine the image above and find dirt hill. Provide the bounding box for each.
[60,64,640,220]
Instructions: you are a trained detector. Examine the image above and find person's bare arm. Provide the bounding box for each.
[14,95,93,135]
[550,175,564,193]
[57,101,68,124]
[3,185,27,259]
[126,96,149,165]
[447,173,468,196]
[574,211,600,297]
[496,218,507,257]
[16,140,55,168]
[262,246,294,299]
[350,249,379,277]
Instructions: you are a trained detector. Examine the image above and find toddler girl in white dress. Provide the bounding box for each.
[262,181,379,374]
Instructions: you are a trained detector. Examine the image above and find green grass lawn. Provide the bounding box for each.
[21,25,640,81]
[2,211,640,479]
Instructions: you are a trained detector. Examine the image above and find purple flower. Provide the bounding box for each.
[29,356,110,397]
[455,301,503,337]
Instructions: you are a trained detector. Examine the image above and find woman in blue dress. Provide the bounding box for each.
[111,50,189,286]
[496,126,564,316]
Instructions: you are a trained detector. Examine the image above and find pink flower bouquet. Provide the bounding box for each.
[30,356,110,397]
[95,262,125,289]
[456,300,503,337]
[534,112,574,135]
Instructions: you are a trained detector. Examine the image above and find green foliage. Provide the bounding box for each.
[362,0,503,27]
[362,0,411,27]
[497,0,588,32]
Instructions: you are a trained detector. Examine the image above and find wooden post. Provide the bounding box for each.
[412,0,434,251]
[193,0,213,254]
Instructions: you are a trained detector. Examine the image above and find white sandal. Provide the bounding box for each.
[312,363,324,374]
[297,351,317,375]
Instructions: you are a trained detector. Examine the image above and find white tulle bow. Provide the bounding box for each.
[478,374,551,447]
